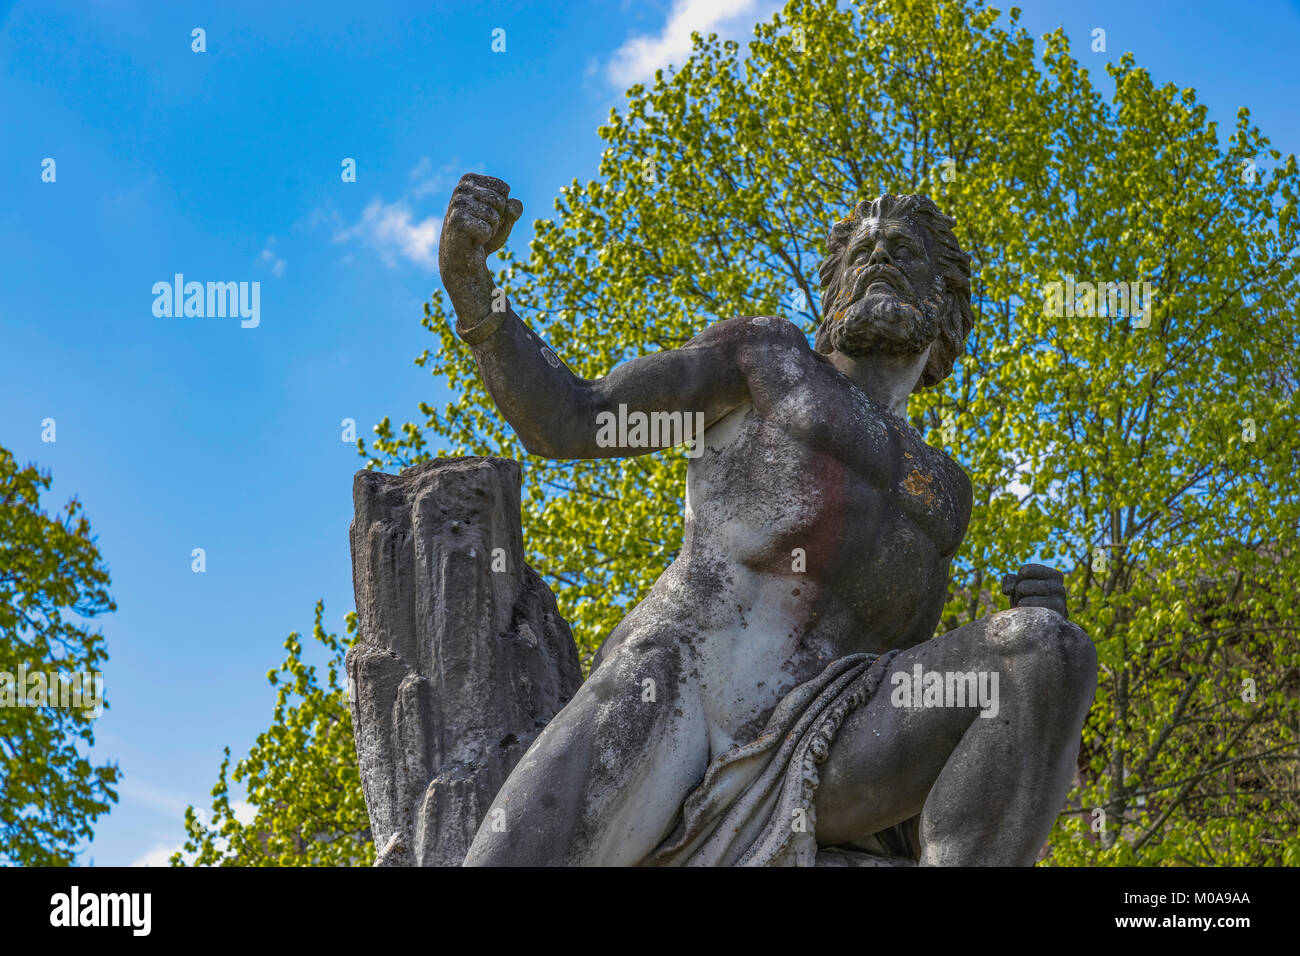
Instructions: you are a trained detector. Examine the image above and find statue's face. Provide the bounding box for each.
[828,217,943,358]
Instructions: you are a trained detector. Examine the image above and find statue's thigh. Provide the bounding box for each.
[470,634,709,865]
[812,617,999,846]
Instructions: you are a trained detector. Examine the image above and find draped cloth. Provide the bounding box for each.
[644,647,908,867]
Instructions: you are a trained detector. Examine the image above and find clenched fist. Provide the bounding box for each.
[441,173,522,262]
[1002,564,1069,620]
[439,174,523,323]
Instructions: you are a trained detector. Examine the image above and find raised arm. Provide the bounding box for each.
[439,173,754,459]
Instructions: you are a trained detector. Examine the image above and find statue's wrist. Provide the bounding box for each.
[444,266,506,345]
[456,306,507,345]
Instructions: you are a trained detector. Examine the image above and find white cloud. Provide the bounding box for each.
[328,158,472,270]
[128,800,256,866]
[607,0,781,87]
[408,157,463,200]
[334,198,441,270]
[258,238,287,278]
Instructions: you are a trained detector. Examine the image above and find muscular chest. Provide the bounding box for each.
[721,373,969,557]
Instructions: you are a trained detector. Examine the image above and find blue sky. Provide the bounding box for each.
[1,0,1296,867]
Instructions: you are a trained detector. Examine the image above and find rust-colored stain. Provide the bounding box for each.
[902,469,937,508]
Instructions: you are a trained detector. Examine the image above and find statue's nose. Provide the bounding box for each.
[867,240,894,268]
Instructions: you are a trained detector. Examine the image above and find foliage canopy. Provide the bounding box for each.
[0,445,118,866]
[200,0,1300,865]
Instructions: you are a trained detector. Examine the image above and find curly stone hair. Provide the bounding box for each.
[814,194,973,390]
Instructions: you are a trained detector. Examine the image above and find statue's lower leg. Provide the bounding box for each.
[814,607,1097,865]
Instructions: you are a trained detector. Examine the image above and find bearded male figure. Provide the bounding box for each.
[438,173,1097,866]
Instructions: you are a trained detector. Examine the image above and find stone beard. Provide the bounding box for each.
[828,258,945,358]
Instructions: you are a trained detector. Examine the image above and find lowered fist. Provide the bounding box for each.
[1002,563,1069,620]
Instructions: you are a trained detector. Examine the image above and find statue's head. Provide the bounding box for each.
[814,194,973,391]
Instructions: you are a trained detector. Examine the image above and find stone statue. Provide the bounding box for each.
[427,172,1097,866]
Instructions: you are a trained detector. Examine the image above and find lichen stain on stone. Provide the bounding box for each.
[901,469,937,509]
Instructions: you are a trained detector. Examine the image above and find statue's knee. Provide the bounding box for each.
[463,823,510,866]
[1057,618,1098,687]
[989,605,1058,652]
[990,606,1096,697]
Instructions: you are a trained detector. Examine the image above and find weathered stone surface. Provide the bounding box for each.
[429,174,1097,866]
[347,456,581,866]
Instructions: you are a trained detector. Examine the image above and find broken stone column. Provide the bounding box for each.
[346,456,581,866]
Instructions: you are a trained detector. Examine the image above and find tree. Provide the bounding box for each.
[360,0,1299,865]
[181,0,1294,865]
[173,602,373,866]
[0,444,118,866]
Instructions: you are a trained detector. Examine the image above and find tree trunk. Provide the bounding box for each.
[346,456,581,866]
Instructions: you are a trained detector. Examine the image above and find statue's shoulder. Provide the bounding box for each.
[687,314,812,355]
